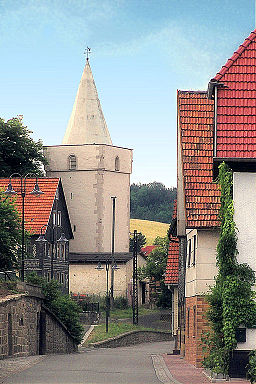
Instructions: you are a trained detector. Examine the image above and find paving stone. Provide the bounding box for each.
[0,355,46,383]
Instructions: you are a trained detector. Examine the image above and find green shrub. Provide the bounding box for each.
[114,296,129,310]
[50,295,83,344]
[25,272,43,286]
[247,351,256,384]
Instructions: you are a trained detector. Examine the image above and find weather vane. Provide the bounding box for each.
[84,46,91,62]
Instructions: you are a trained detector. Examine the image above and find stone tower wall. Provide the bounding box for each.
[44,144,132,254]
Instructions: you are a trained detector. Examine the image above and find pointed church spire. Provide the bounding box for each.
[62,59,112,145]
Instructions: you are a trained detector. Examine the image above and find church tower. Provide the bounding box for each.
[44,58,133,294]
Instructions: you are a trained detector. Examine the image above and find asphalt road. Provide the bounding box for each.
[6,341,174,384]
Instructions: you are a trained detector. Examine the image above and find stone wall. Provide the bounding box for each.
[0,293,77,360]
[42,305,77,354]
[90,330,173,348]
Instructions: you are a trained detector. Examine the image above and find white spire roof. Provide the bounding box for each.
[62,61,112,145]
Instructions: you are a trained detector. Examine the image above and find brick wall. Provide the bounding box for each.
[0,294,77,359]
[185,296,209,367]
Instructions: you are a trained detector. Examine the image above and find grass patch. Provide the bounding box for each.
[110,307,157,320]
[84,322,156,346]
[130,219,169,245]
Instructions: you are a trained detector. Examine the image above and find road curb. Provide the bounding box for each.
[151,354,182,384]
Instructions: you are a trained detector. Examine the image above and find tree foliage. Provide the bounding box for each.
[0,117,47,177]
[129,232,147,252]
[202,163,256,376]
[0,192,21,271]
[130,182,176,223]
[138,235,171,308]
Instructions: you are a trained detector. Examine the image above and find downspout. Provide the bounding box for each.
[214,85,218,158]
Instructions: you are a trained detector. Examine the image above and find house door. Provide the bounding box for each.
[39,311,46,355]
[8,313,13,356]
[229,351,249,378]
[141,283,146,305]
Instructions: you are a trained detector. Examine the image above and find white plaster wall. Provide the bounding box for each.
[233,172,256,273]
[236,329,256,350]
[70,263,127,297]
[69,254,147,299]
[185,229,219,297]
[44,144,132,254]
[233,172,256,350]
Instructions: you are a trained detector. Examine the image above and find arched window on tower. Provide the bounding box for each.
[68,154,77,170]
[115,156,120,171]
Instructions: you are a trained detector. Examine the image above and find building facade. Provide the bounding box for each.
[175,28,256,372]
[0,178,73,290]
[44,59,133,297]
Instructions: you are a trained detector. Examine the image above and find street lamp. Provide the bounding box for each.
[36,224,69,279]
[110,196,116,307]
[96,258,119,332]
[4,173,43,281]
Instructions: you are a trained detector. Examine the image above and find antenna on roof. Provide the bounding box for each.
[84,46,91,62]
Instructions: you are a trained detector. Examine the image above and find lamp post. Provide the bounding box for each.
[96,258,119,332]
[132,230,138,325]
[110,196,116,308]
[4,174,43,281]
[36,224,69,280]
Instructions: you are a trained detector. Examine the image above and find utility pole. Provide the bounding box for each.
[132,230,138,325]
[110,196,116,308]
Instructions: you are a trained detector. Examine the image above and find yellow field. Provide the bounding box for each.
[130,219,169,245]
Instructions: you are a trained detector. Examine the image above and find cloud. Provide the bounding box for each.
[0,0,121,47]
[96,20,230,80]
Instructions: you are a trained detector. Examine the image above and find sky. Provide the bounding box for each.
[0,0,255,188]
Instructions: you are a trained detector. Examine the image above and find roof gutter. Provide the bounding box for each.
[214,85,218,158]
[208,80,225,158]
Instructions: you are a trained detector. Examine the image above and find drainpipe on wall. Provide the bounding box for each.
[214,85,218,158]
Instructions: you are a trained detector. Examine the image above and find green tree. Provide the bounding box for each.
[0,192,21,271]
[142,236,169,281]
[130,182,176,224]
[0,117,47,177]
[139,235,171,308]
[129,232,147,252]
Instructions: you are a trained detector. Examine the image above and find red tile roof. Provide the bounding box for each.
[212,29,256,158]
[0,178,59,235]
[140,245,156,256]
[165,236,179,285]
[178,91,221,228]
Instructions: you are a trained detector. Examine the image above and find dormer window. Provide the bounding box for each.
[69,155,77,170]
[115,156,120,171]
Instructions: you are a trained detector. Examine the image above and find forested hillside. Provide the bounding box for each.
[130,182,177,224]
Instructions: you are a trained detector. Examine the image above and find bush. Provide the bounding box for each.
[50,295,83,344]
[114,296,129,310]
[247,351,256,384]
[156,283,172,308]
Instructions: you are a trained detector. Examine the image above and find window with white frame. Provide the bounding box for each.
[53,211,57,226]
[187,239,192,267]
[57,211,61,226]
[192,235,197,265]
